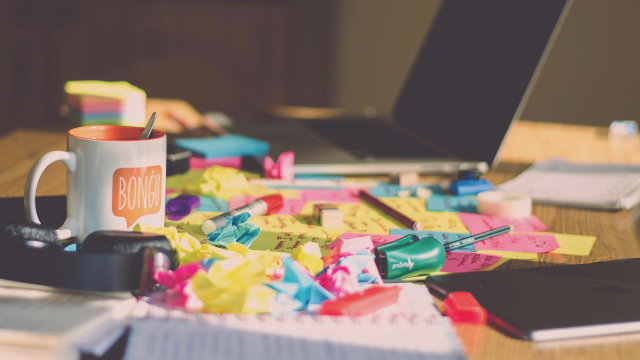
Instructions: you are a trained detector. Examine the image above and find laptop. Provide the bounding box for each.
[425,258,640,341]
[232,0,572,175]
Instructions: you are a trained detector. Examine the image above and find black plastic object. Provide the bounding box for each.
[0,218,59,245]
[167,144,192,175]
[83,230,178,270]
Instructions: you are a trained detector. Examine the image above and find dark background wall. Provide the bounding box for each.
[0,0,638,135]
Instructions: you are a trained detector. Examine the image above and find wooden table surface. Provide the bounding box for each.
[2,120,640,360]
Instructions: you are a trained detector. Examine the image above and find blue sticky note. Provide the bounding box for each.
[427,193,477,213]
[368,182,403,197]
[390,229,475,251]
[197,197,229,212]
[175,134,269,159]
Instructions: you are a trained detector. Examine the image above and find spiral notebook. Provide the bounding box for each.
[124,284,466,360]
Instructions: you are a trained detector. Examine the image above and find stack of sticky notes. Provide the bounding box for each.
[65,81,146,126]
[175,134,270,170]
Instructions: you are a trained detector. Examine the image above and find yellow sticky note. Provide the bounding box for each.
[545,233,596,256]
[379,198,470,233]
[476,250,538,260]
[291,242,324,274]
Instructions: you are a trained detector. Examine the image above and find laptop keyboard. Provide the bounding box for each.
[302,120,446,159]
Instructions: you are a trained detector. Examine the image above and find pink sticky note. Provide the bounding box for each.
[440,252,502,273]
[457,213,549,234]
[302,188,361,203]
[189,156,242,169]
[474,233,559,253]
[166,189,177,196]
[327,232,403,249]
[228,195,306,215]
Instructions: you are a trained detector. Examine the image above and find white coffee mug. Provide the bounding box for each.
[24,125,167,242]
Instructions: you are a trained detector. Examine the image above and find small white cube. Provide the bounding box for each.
[415,187,432,199]
[390,172,420,187]
[313,203,343,227]
[397,189,411,197]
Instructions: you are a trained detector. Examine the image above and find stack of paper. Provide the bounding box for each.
[497,158,640,210]
[0,282,137,360]
[65,81,146,126]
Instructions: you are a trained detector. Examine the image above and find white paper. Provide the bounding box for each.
[124,285,466,360]
[497,158,640,209]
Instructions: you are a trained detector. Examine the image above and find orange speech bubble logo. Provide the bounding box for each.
[112,165,163,227]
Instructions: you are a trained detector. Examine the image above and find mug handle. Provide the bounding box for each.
[24,151,78,239]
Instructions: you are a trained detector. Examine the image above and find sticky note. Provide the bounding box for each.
[440,252,502,273]
[328,233,403,249]
[175,134,269,159]
[379,198,470,233]
[197,197,229,212]
[544,233,596,256]
[456,213,548,234]
[301,189,360,203]
[427,194,477,213]
[389,229,475,251]
[473,233,559,253]
[475,250,537,260]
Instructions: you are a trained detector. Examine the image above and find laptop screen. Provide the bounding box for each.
[394,0,568,165]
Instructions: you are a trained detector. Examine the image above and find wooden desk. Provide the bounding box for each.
[2,120,640,359]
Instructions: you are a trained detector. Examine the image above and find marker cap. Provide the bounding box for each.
[260,194,284,214]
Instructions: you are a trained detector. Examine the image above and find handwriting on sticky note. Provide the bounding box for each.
[301,189,361,203]
[473,233,559,253]
[456,213,548,234]
[440,252,502,273]
[327,233,403,249]
[427,194,477,213]
[379,198,470,233]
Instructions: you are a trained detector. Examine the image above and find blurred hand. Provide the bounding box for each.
[146,98,225,134]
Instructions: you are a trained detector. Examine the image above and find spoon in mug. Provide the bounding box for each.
[139,112,157,140]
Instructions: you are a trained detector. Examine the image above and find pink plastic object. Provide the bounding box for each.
[264,151,295,180]
[317,285,402,316]
[443,292,487,324]
[190,156,242,169]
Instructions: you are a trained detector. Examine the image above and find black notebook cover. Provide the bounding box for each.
[425,258,640,340]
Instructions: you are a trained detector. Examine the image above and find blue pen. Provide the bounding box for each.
[443,225,514,251]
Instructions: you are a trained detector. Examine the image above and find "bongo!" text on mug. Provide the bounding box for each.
[112,165,163,227]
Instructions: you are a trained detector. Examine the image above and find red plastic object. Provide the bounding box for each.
[443,292,487,324]
[317,285,402,316]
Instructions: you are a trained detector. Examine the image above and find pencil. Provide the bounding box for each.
[358,190,422,230]
[443,225,514,251]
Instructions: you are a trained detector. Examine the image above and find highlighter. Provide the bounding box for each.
[201,194,283,234]
[375,235,446,280]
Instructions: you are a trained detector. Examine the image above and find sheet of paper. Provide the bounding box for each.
[327,232,404,249]
[544,233,597,256]
[456,213,549,233]
[427,194,478,213]
[229,195,306,215]
[124,303,465,360]
[301,188,361,203]
[389,229,475,251]
[473,233,559,253]
[440,252,502,273]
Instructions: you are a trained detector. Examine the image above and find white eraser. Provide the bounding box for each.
[415,187,432,199]
[397,189,411,197]
[390,172,420,187]
[313,203,343,227]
